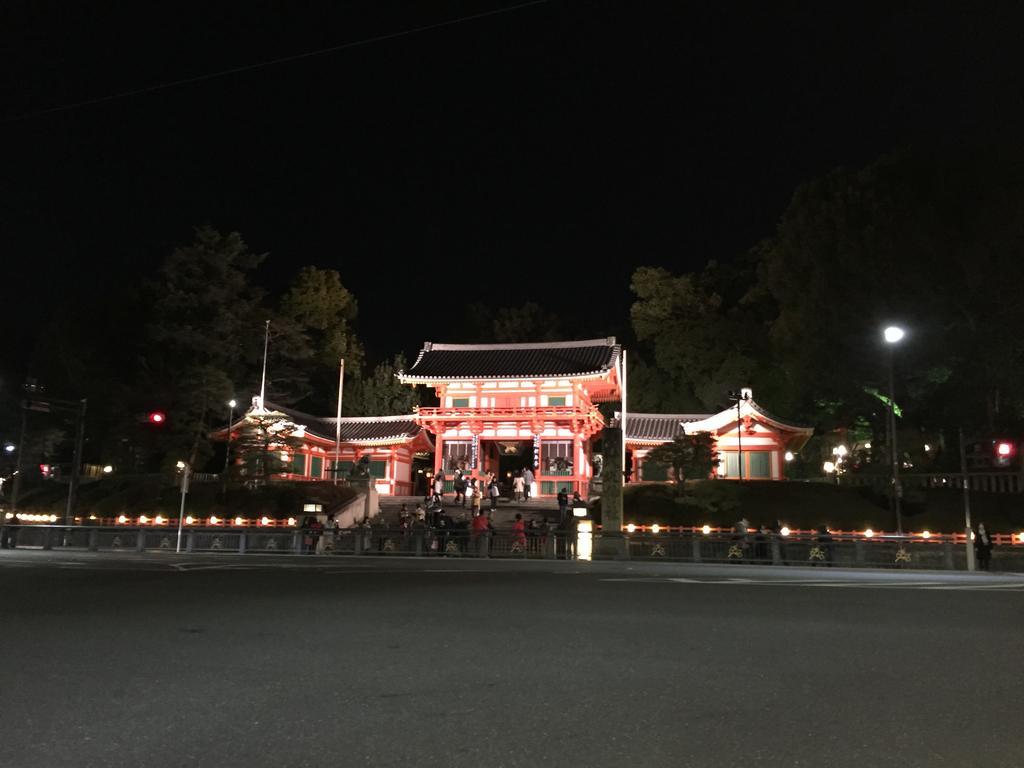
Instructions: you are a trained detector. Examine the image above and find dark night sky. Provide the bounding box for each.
[3,2,1023,377]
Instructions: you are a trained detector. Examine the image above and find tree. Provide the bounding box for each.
[141,226,268,468]
[757,143,1024,434]
[630,259,771,412]
[344,354,418,417]
[279,266,365,413]
[644,432,719,494]
[231,409,306,486]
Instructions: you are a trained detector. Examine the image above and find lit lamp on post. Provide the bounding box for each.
[883,326,905,536]
[223,399,237,478]
[175,460,191,553]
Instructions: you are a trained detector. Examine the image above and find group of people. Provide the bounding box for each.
[429,467,539,508]
[729,518,833,565]
[393,503,557,556]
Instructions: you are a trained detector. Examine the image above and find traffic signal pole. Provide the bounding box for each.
[959,428,976,572]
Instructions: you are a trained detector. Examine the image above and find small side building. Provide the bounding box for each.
[215,400,433,496]
[626,391,813,481]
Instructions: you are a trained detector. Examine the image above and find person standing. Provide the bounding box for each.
[512,473,525,502]
[1,513,19,549]
[471,510,490,557]
[975,523,994,571]
[522,466,534,500]
[471,484,483,516]
[512,513,527,550]
[433,471,445,505]
[464,478,475,509]
[488,479,499,512]
[453,473,466,507]
[557,488,569,522]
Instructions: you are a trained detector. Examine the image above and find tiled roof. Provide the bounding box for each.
[401,338,621,380]
[263,403,424,444]
[625,413,713,442]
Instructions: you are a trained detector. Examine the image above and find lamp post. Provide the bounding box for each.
[223,400,237,474]
[883,326,905,536]
[728,389,751,481]
[176,460,191,553]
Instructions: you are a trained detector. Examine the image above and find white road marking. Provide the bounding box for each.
[602,576,1024,591]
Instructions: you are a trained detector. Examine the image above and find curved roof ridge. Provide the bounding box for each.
[625,412,714,420]
[323,414,419,423]
[425,337,616,351]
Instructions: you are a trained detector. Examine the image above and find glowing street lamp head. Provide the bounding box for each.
[3,443,14,453]
[784,451,795,462]
[883,326,905,344]
[176,460,186,470]
[823,461,837,474]
[228,399,237,409]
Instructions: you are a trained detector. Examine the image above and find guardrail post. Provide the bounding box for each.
[691,537,702,563]
[854,540,865,566]
[293,531,302,554]
[239,532,247,554]
[943,542,954,570]
[544,533,556,559]
[414,534,424,557]
[136,528,145,552]
[771,539,782,565]
[88,528,99,552]
[186,531,194,553]
[43,527,53,550]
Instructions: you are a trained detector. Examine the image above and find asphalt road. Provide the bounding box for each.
[1,551,1022,768]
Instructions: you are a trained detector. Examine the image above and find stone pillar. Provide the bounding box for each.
[596,426,627,559]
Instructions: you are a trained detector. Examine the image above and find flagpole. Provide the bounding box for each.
[334,358,345,485]
[259,319,270,407]
[621,348,628,483]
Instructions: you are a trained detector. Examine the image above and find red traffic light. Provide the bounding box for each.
[148,411,166,424]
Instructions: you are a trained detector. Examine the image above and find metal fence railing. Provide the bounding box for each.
[3,525,1023,571]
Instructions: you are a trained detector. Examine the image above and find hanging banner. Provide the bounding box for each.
[471,435,479,469]
[533,435,541,470]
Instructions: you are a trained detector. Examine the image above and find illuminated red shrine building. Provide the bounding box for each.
[398,339,623,496]
[217,341,812,496]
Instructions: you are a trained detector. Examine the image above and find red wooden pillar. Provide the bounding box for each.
[573,433,583,496]
[434,432,444,477]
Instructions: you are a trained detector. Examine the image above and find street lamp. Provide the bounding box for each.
[224,399,237,477]
[883,325,905,535]
[175,460,191,553]
[727,389,752,481]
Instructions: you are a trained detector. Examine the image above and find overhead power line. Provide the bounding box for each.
[2,0,550,124]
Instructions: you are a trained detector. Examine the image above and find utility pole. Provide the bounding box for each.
[64,399,87,526]
[334,358,345,485]
[959,428,976,572]
[259,319,270,408]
